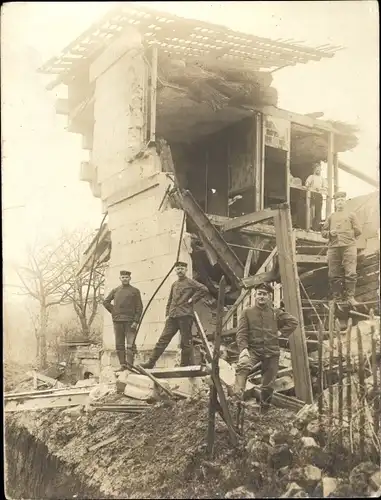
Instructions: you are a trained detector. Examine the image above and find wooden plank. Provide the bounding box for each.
[26,371,66,389]
[5,392,90,412]
[194,312,239,446]
[134,364,176,399]
[242,270,277,289]
[173,189,244,285]
[326,132,334,216]
[87,435,118,452]
[148,365,208,378]
[333,153,339,195]
[295,254,327,264]
[274,205,313,403]
[244,250,254,279]
[254,112,265,212]
[221,209,276,233]
[338,160,378,188]
[222,246,278,327]
[149,45,158,143]
[207,277,226,457]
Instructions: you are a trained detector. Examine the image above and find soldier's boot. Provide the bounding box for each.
[330,279,344,301]
[233,373,248,401]
[260,387,274,414]
[345,280,359,307]
[140,345,166,369]
[115,349,127,372]
[126,350,135,368]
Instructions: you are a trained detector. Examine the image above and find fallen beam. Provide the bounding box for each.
[148,365,208,379]
[242,270,277,289]
[5,390,91,412]
[338,161,379,188]
[87,435,118,452]
[26,371,66,388]
[221,209,276,233]
[295,254,327,264]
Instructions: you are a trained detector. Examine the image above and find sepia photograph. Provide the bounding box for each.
[2,1,380,498]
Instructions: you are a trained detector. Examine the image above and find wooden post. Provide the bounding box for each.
[305,189,311,231]
[254,112,265,212]
[345,318,353,458]
[335,318,343,448]
[326,132,335,216]
[207,276,226,457]
[274,204,313,403]
[370,320,379,436]
[318,322,324,432]
[149,45,158,144]
[328,301,335,428]
[333,152,339,196]
[356,325,366,460]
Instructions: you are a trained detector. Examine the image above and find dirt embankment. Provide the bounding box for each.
[5,393,381,498]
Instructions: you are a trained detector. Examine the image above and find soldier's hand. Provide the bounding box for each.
[239,348,250,361]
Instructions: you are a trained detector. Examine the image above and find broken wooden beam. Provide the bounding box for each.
[295,254,327,264]
[26,371,66,388]
[148,365,208,379]
[87,435,118,452]
[221,208,276,233]
[5,389,91,412]
[172,189,244,286]
[274,204,313,403]
[134,364,176,399]
[242,270,277,289]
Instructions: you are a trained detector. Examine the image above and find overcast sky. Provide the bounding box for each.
[2,1,379,288]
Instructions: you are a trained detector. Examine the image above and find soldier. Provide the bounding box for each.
[141,261,208,368]
[305,163,328,231]
[234,283,298,413]
[103,270,143,371]
[321,191,362,305]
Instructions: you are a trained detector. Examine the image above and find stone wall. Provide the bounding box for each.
[89,27,192,368]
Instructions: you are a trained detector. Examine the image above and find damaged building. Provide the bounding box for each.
[38,3,379,403]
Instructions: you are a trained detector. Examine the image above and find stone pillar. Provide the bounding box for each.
[89,28,192,368]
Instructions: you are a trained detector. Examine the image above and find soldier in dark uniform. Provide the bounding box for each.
[321,191,362,305]
[141,261,208,368]
[103,270,143,371]
[234,283,298,413]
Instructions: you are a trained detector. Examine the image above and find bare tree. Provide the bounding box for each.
[16,228,107,369]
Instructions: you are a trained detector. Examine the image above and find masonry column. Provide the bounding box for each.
[90,28,191,369]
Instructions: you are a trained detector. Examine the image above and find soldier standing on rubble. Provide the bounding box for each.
[103,270,143,371]
[321,191,362,306]
[233,283,298,413]
[141,261,208,369]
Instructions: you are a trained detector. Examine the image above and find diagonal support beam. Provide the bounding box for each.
[274,204,313,404]
[221,208,276,233]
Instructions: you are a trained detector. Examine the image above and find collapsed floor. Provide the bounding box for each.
[5,386,381,499]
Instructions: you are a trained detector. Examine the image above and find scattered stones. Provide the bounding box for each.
[268,444,293,470]
[246,438,271,463]
[322,477,339,497]
[303,465,322,489]
[350,462,379,496]
[301,436,318,448]
[270,430,294,446]
[225,486,256,498]
[281,482,308,498]
[278,466,290,478]
[369,470,381,491]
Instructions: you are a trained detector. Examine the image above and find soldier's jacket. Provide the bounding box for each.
[236,304,298,357]
[321,210,362,247]
[103,285,143,323]
[166,277,208,318]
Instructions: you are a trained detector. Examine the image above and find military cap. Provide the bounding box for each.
[175,261,188,267]
[120,270,131,276]
[255,282,273,293]
[333,191,347,199]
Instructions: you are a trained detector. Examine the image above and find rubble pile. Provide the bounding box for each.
[5,389,381,498]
